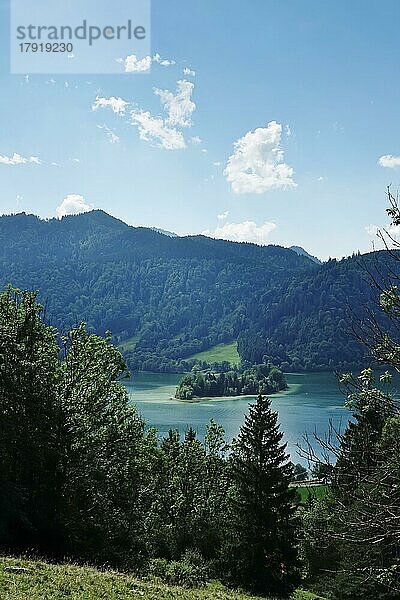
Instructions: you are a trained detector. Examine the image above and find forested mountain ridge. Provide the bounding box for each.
[0,210,394,372]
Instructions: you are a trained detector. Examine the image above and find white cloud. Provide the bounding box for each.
[56,194,94,219]
[97,124,120,144]
[92,77,194,151]
[131,110,186,150]
[184,67,196,77]
[378,155,400,168]
[117,53,175,73]
[118,54,152,73]
[153,53,176,66]
[213,161,222,167]
[203,219,277,245]
[366,223,400,241]
[92,96,128,115]
[217,211,229,221]
[155,80,196,127]
[224,121,296,194]
[0,153,42,166]
[190,136,202,145]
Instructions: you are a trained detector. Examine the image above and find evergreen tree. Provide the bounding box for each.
[0,288,62,551]
[223,395,299,596]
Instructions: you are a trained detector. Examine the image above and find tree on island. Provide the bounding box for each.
[175,364,287,400]
[221,394,300,597]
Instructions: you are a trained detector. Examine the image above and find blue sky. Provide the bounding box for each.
[1,0,400,259]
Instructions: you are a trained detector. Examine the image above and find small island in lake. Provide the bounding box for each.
[175,364,288,401]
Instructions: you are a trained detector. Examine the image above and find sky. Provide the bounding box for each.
[1,0,400,260]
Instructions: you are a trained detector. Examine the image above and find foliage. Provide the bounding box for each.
[301,191,400,599]
[149,550,209,588]
[175,364,287,400]
[0,290,299,596]
[0,288,157,568]
[220,395,300,597]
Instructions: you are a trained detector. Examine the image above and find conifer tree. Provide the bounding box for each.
[224,394,299,596]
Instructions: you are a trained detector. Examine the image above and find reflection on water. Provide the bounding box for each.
[124,371,350,462]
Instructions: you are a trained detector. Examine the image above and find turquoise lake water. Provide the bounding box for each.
[124,371,350,462]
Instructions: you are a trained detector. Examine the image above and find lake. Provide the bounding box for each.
[124,371,350,463]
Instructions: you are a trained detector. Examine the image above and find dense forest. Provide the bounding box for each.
[175,364,287,400]
[0,209,397,373]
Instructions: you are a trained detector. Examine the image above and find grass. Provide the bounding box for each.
[119,335,140,353]
[189,342,240,366]
[0,556,326,600]
[295,485,328,505]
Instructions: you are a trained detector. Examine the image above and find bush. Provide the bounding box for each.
[148,550,209,588]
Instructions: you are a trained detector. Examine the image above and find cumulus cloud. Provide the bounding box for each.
[224,121,296,194]
[155,80,196,127]
[92,78,195,151]
[203,219,277,245]
[190,136,202,145]
[117,53,175,73]
[92,96,128,115]
[0,153,41,166]
[119,54,152,73]
[184,67,196,77]
[56,194,94,219]
[378,155,400,168]
[131,110,186,150]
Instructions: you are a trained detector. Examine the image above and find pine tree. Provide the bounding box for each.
[223,394,299,596]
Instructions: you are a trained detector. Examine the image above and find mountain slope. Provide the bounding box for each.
[0,211,395,372]
[0,211,316,371]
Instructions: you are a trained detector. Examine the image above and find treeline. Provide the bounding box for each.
[175,364,287,400]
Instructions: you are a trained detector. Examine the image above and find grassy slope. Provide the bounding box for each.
[296,485,328,505]
[0,557,326,600]
[119,335,140,353]
[189,342,240,366]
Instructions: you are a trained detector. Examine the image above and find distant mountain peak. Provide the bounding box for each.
[289,246,322,264]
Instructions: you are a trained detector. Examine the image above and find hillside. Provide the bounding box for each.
[0,210,396,372]
[0,556,325,600]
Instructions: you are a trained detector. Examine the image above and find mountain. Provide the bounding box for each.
[150,227,179,237]
[0,211,395,372]
[289,246,322,264]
